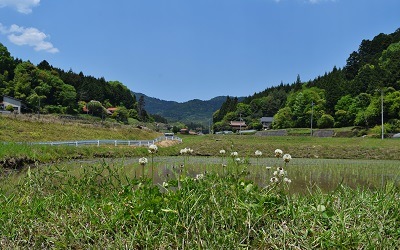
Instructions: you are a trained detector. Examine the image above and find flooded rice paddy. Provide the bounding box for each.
[70,156,400,194]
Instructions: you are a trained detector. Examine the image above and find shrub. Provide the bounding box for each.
[5,104,14,112]
[317,114,334,128]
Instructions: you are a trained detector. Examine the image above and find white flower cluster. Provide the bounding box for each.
[269,149,292,185]
[274,149,283,158]
[255,150,262,157]
[270,166,291,184]
[148,144,158,154]
[180,147,193,155]
[230,151,238,157]
[219,149,226,154]
[138,157,148,165]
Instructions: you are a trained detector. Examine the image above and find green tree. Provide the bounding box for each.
[0,43,15,82]
[87,100,106,116]
[317,114,334,128]
[379,42,400,89]
[111,106,129,124]
[235,103,251,117]
[352,93,372,127]
[286,87,326,128]
[272,107,294,129]
[334,95,356,127]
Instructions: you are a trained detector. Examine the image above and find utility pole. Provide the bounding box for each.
[239,113,242,135]
[38,97,40,119]
[310,101,314,136]
[381,89,384,140]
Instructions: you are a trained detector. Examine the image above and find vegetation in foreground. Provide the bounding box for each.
[0,149,399,249]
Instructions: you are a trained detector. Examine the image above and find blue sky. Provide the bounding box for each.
[0,0,399,102]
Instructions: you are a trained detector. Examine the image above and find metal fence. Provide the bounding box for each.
[30,136,182,147]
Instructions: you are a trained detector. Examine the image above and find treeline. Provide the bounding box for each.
[0,44,151,123]
[213,28,400,134]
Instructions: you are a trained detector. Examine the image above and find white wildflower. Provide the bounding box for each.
[231,151,238,157]
[148,144,158,154]
[270,177,279,183]
[283,154,292,163]
[255,150,262,157]
[180,147,193,155]
[283,177,292,183]
[219,149,226,154]
[275,149,283,158]
[138,157,148,166]
[195,174,204,180]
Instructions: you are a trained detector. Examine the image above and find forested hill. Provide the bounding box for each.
[213,28,400,132]
[133,93,236,125]
[0,45,143,121]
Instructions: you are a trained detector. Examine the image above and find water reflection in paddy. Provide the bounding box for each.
[72,156,400,194]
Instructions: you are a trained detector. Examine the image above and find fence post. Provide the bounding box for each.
[75,141,78,147]
[97,140,100,147]
[115,140,117,147]
[128,141,131,146]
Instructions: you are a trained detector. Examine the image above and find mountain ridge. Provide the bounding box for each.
[133,92,243,125]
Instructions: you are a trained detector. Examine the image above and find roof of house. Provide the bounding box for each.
[260,117,274,122]
[230,121,246,126]
[2,95,23,103]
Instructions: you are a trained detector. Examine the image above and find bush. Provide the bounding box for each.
[5,104,14,112]
[317,114,334,128]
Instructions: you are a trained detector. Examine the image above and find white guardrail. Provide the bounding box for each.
[29,136,182,147]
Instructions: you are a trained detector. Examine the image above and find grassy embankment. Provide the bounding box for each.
[0,114,162,167]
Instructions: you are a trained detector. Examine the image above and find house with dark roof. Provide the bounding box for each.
[260,117,274,129]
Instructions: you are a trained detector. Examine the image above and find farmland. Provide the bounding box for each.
[0,115,399,248]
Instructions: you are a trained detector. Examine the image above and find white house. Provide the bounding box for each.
[0,95,22,113]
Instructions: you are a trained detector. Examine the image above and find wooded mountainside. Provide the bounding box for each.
[213,28,400,133]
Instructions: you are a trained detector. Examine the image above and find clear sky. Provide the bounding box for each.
[1,0,399,102]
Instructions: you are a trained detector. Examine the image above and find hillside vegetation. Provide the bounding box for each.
[213,28,400,134]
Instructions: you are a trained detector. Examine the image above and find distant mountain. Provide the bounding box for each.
[133,93,240,125]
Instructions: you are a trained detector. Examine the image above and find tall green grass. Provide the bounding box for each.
[0,158,399,248]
